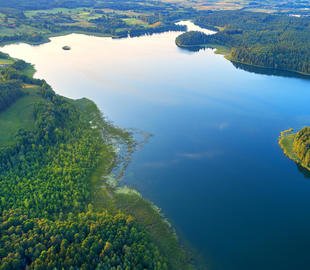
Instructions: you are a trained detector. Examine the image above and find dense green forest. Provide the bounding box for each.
[0,80,23,111]
[176,11,310,75]
[176,31,209,47]
[0,59,192,269]
[1,209,167,270]
[292,127,310,170]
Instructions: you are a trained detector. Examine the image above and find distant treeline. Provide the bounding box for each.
[0,0,184,13]
[129,24,185,37]
[176,11,310,75]
[0,0,96,10]
[0,33,45,44]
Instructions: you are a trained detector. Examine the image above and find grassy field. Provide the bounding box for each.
[25,7,102,20]
[24,7,158,30]
[24,8,102,29]
[123,18,149,27]
[0,87,43,148]
[0,57,13,65]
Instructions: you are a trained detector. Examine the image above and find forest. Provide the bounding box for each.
[0,60,190,269]
[292,127,310,170]
[1,209,167,270]
[176,11,310,75]
[0,80,23,112]
[176,31,209,47]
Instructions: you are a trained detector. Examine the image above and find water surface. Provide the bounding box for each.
[2,23,310,270]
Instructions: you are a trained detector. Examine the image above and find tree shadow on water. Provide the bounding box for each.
[297,164,310,179]
[232,61,310,80]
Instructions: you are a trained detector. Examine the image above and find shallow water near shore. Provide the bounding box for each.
[2,22,310,270]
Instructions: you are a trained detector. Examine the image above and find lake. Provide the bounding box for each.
[2,22,310,270]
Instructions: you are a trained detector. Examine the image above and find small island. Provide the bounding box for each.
[62,45,71,50]
[279,127,310,171]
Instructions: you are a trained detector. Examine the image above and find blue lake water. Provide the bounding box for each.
[2,23,310,270]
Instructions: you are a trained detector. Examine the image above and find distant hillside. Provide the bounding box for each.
[0,0,95,10]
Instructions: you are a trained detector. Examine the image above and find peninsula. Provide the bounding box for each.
[176,11,310,77]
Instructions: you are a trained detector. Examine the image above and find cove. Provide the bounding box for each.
[2,22,310,270]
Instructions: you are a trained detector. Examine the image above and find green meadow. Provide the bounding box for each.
[0,87,42,147]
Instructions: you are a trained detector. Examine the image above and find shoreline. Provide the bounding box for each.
[79,98,198,269]
[227,57,310,78]
[176,42,310,78]
[0,22,186,47]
